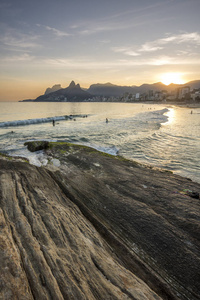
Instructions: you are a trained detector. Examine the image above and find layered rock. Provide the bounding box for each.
[0,143,200,300]
[0,156,161,300]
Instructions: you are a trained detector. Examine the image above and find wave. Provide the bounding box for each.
[136,108,169,129]
[0,115,80,128]
[147,108,169,122]
[88,144,119,156]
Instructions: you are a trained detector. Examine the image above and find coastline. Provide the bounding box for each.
[138,100,200,109]
[0,142,200,300]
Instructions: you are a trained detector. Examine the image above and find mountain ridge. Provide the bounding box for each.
[31,80,200,102]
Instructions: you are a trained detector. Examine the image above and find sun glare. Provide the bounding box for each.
[161,73,185,85]
[164,108,175,125]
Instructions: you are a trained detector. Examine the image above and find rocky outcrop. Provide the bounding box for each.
[44,84,62,95]
[0,143,200,300]
[24,141,49,152]
[0,157,161,300]
[34,81,91,102]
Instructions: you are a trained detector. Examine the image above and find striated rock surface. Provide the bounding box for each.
[0,143,200,300]
[0,156,161,300]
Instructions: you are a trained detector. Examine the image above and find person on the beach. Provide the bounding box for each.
[52,120,55,126]
[106,118,108,123]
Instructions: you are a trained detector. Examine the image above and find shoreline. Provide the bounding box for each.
[1,142,200,300]
[4,99,200,109]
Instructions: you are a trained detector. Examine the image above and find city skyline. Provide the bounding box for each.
[0,0,200,101]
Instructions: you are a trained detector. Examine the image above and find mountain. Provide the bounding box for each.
[34,81,92,102]
[87,82,183,97]
[88,82,136,96]
[184,80,200,90]
[87,80,200,97]
[44,84,62,95]
[32,79,200,102]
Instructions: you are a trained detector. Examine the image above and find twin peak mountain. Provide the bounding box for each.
[35,81,89,102]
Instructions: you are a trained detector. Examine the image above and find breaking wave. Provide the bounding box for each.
[140,108,169,124]
[0,115,79,127]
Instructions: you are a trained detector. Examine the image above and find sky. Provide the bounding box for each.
[0,0,200,101]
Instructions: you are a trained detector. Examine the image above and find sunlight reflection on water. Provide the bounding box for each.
[0,102,199,183]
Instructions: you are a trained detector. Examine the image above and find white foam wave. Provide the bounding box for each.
[149,108,169,122]
[90,144,119,156]
[0,115,71,128]
[140,108,169,125]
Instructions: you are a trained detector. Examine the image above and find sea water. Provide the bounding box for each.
[0,101,199,183]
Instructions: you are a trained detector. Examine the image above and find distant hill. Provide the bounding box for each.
[34,81,92,102]
[88,83,135,97]
[184,80,200,90]
[87,82,193,97]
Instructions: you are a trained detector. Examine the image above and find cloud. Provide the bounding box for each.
[74,0,173,36]
[148,55,200,66]
[149,56,173,66]
[44,25,71,37]
[0,28,40,50]
[98,39,111,44]
[159,32,200,44]
[1,53,35,62]
[106,0,174,20]
[139,44,163,52]
[141,32,200,51]
[112,47,140,57]
[43,56,161,69]
[72,15,147,36]
[44,58,111,69]
[112,32,200,58]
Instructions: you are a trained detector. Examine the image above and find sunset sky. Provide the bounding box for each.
[0,0,200,101]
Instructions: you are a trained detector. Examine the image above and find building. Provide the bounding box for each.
[177,86,190,100]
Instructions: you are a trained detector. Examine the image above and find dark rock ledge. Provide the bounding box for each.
[0,142,200,300]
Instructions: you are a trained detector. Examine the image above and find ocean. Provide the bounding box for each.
[0,101,199,183]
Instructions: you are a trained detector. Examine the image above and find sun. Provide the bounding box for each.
[161,73,185,85]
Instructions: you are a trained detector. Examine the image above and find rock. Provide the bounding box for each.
[24,141,49,152]
[0,158,161,300]
[0,142,200,300]
[45,142,200,300]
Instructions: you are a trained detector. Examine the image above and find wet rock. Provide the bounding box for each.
[0,142,200,300]
[0,158,161,300]
[45,142,200,300]
[24,141,49,152]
